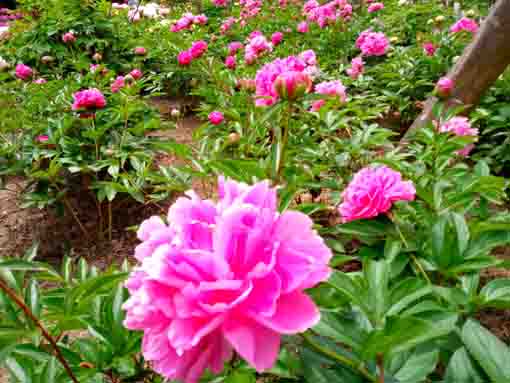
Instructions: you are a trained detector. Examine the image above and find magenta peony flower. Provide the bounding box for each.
[356,30,389,56]
[228,41,243,55]
[111,76,126,93]
[273,71,312,101]
[134,46,147,55]
[439,117,478,156]
[130,69,143,80]
[33,78,47,84]
[189,40,208,59]
[208,111,224,125]
[213,0,230,6]
[15,64,33,80]
[436,77,454,98]
[36,135,49,142]
[123,178,332,383]
[423,42,437,56]
[310,99,326,112]
[450,17,479,34]
[62,31,76,43]
[271,31,284,46]
[297,21,309,33]
[194,14,208,24]
[339,166,416,222]
[346,56,364,79]
[367,2,384,13]
[178,50,193,66]
[225,55,236,69]
[71,88,106,111]
[244,35,272,64]
[220,17,236,34]
[315,80,346,102]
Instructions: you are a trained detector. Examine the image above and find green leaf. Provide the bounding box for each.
[364,259,390,325]
[444,347,485,383]
[23,243,39,261]
[313,311,367,351]
[42,357,58,383]
[25,279,40,318]
[224,370,256,383]
[479,279,510,309]
[394,348,439,383]
[301,347,365,383]
[465,231,510,258]
[5,357,32,383]
[451,213,469,256]
[461,319,510,381]
[0,260,61,281]
[387,278,432,316]
[431,215,448,268]
[327,271,365,312]
[111,355,136,378]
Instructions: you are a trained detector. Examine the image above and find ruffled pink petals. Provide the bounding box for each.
[168,316,225,355]
[240,271,281,317]
[253,290,321,334]
[197,279,253,313]
[223,316,280,372]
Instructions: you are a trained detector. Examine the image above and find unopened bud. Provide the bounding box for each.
[41,55,55,64]
[273,71,312,101]
[228,132,240,144]
[93,52,103,62]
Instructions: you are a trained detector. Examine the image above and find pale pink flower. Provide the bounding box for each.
[244,35,272,64]
[228,41,243,55]
[423,42,437,56]
[450,17,479,34]
[299,49,317,66]
[209,111,224,125]
[271,32,283,46]
[178,51,193,66]
[194,14,208,24]
[439,117,478,156]
[436,77,454,98]
[72,88,106,111]
[33,78,47,84]
[123,178,332,382]
[310,99,326,111]
[15,63,32,80]
[367,2,384,13]
[220,17,236,34]
[111,76,126,93]
[62,31,76,43]
[297,21,309,33]
[339,166,416,222]
[346,56,364,79]
[225,55,236,69]
[315,80,346,102]
[134,46,147,55]
[130,69,143,80]
[356,30,389,56]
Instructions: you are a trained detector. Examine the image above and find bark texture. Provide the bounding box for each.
[404,0,510,139]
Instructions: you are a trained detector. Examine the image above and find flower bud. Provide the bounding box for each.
[390,36,399,44]
[434,15,445,24]
[41,55,55,64]
[228,132,240,144]
[93,52,103,62]
[273,71,312,101]
[124,74,135,85]
[435,77,454,98]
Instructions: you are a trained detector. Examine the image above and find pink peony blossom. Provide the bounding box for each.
[436,77,454,98]
[123,178,332,383]
[36,135,49,142]
[130,69,143,80]
[72,88,106,111]
[220,17,236,34]
[134,46,147,55]
[209,111,224,125]
[346,56,364,79]
[213,0,230,6]
[244,35,272,64]
[62,31,76,43]
[111,76,126,93]
[356,30,389,56]
[367,2,384,13]
[228,41,243,55]
[194,14,208,25]
[33,78,47,84]
[15,64,32,80]
[274,71,312,101]
[310,99,326,112]
[423,42,437,56]
[271,32,284,46]
[178,51,193,66]
[297,21,309,33]
[189,40,208,59]
[450,17,479,34]
[439,117,478,156]
[315,80,346,102]
[299,49,317,66]
[339,166,416,222]
[225,55,236,69]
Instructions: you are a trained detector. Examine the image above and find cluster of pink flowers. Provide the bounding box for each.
[439,117,478,156]
[71,88,106,111]
[62,31,76,43]
[339,166,416,222]
[123,177,332,383]
[254,51,318,106]
[346,56,364,79]
[239,0,263,22]
[178,41,208,66]
[450,17,479,34]
[208,111,225,125]
[15,63,33,80]
[220,17,237,34]
[367,2,384,13]
[423,42,437,56]
[245,32,273,65]
[170,12,208,32]
[356,30,390,56]
[303,0,352,29]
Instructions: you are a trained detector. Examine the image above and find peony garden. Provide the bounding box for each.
[1,0,510,382]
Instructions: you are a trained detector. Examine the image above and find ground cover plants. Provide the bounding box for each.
[1,0,510,382]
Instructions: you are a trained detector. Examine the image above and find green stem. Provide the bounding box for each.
[276,102,291,184]
[301,332,376,382]
[91,117,99,161]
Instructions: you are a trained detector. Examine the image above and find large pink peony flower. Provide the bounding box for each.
[339,166,415,222]
[123,178,332,383]
[189,40,208,59]
[177,50,193,66]
[356,30,389,56]
[71,88,106,111]
[450,17,479,34]
[15,63,32,80]
[315,80,346,102]
[439,117,478,156]
[228,41,243,55]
